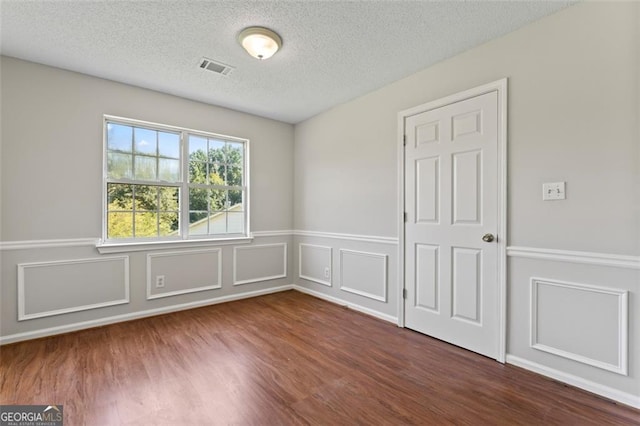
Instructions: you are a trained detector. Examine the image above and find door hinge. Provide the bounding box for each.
[403,212,407,222]
[402,288,407,299]
[403,135,407,146]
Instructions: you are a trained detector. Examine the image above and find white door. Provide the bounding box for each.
[403,88,503,360]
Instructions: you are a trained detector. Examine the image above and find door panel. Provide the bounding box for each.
[452,150,481,224]
[451,247,482,323]
[415,244,439,312]
[416,121,440,146]
[404,90,499,359]
[416,157,439,223]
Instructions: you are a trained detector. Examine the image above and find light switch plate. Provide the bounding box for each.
[542,182,566,200]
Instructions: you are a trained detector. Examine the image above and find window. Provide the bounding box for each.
[103,116,248,244]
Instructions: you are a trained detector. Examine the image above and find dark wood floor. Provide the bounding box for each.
[1,291,638,425]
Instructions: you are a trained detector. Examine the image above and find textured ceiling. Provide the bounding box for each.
[1,1,574,124]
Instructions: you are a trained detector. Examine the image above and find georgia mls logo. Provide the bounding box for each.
[44,406,62,416]
[0,404,63,426]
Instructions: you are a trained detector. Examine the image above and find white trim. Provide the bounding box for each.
[508,246,640,270]
[146,249,222,300]
[530,277,628,375]
[294,230,398,245]
[18,256,130,321]
[97,236,253,254]
[339,249,388,302]
[400,79,508,117]
[0,238,98,250]
[0,231,292,253]
[397,103,406,327]
[252,230,294,238]
[299,243,332,287]
[233,243,288,285]
[1,285,294,346]
[496,78,508,364]
[0,230,402,252]
[293,285,397,324]
[397,78,508,362]
[506,355,640,410]
[104,114,249,143]
[245,133,252,238]
[102,115,109,244]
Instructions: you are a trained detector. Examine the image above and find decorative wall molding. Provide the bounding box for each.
[293,285,397,324]
[0,232,292,252]
[233,243,288,285]
[0,230,398,251]
[299,243,332,287]
[252,230,294,238]
[97,236,253,254]
[18,256,129,321]
[294,230,398,245]
[339,249,388,302]
[146,249,222,300]
[506,355,640,410]
[507,246,640,270]
[1,238,98,251]
[530,277,628,375]
[2,285,294,346]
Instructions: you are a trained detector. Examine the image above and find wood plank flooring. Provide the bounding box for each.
[1,290,638,425]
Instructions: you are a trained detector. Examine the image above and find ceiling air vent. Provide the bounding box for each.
[199,57,234,76]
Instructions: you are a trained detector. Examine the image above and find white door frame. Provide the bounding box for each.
[397,78,508,362]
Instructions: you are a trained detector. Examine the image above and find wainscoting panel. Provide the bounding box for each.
[507,250,639,407]
[147,249,222,300]
[3,233,293,345]
[339,249,387,302]
[530,277,628,375]
[299,243,332,286]
[233,243,287,285]
[293,233,397,324]
[18,256,129,320]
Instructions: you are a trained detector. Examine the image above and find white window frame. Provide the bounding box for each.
[97,115,251,254]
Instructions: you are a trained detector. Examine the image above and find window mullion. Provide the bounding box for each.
[132,184,137,238]
[155,131,160,237]
[130,128,136,181]
[106,178,181,187]
[180,131,190,240]
[156,186,160,237]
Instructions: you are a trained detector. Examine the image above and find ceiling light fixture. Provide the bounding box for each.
[238,27,282,60]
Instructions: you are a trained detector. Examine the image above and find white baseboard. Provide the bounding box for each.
[293,285,398,324]
[0,285,294,345]
[506,355,640,409]
[1,284,397,345]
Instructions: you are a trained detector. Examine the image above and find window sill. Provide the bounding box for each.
[96,236,254,254]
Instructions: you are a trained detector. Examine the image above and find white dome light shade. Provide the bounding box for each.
[238,27,282,60]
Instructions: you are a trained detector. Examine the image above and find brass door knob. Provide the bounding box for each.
[482,233,495,243]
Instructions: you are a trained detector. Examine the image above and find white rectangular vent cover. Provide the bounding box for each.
[199,58,234,76]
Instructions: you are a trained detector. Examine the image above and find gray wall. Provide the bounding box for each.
[1,57,295,340]
[293,2,639,405]
[294,2,638,254]
[1,57,294,240]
